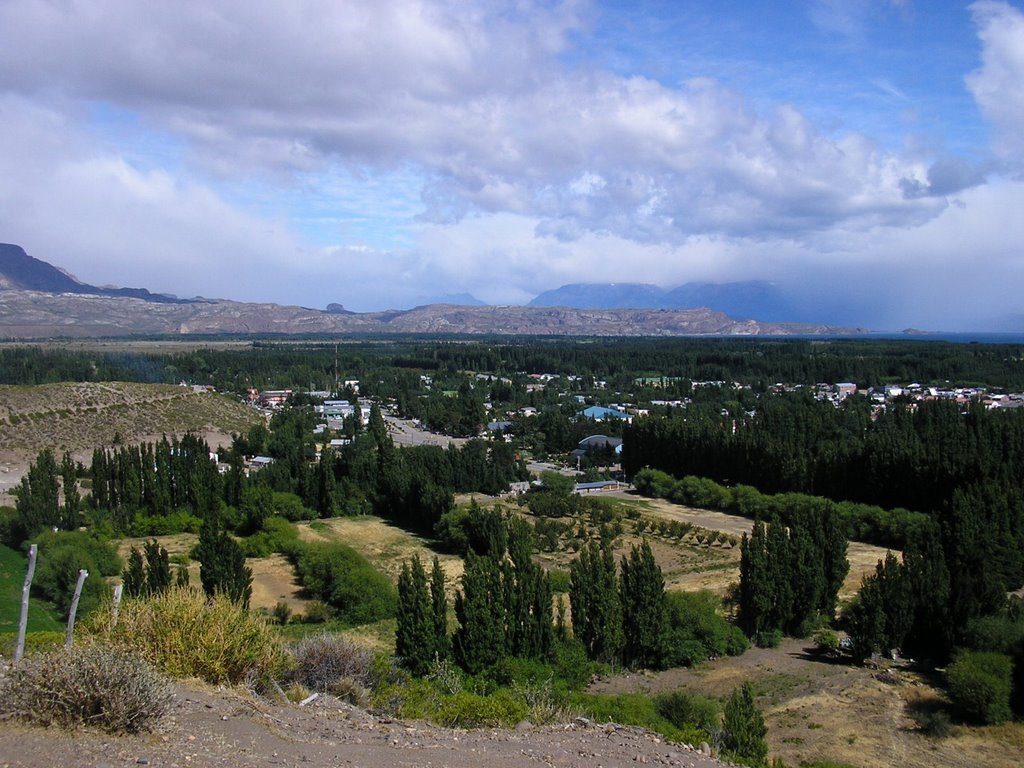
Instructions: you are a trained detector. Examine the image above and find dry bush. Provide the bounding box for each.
[288,633,375,693]
[284,682,311,703]
[0,646,170,733]
[330,676,370,707]
[85,586,290,687]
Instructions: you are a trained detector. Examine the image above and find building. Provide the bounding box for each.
[258,389,293,408]
[570,434,624,464]
[578,405,632,422]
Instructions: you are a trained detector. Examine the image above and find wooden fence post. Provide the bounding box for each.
[14,544,38,663]
[65,569,89,649]
[111,583,124,625]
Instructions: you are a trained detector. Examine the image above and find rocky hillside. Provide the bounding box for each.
[0,291,865,338]
[0,243,194,304]
[0,243,866,337]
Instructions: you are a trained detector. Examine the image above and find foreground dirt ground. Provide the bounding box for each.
[0,680,727,768]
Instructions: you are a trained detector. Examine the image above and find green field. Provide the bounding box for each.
[0,543,62,633]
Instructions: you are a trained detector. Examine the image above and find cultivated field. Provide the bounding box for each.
[604,493,894,600]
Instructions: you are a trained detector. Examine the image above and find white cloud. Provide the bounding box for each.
[967,1,1024,163]
[0,0,1016,330]
[0,95,303,302]
[0,0,949,244]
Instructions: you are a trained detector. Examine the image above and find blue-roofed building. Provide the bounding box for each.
[578,405,632,422]
[570,434,624,464]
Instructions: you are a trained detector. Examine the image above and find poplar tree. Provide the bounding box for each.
[818,504,849,617]
[763,519,793,631]
[430,556,449,660]
[722,682,769,768]
[453,551,506,673]
[619,540,665,669]
[396,555,434,675]
[14,449,61,538]
[504,518,553,659]
[569,537,623,664]
[143,538,172,595]
[738,522,771,635]
[122,546,146,598]
[175,564,190,588]
[59,451,80,531]
[196,521,252,607]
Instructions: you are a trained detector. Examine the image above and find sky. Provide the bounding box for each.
[1,0,1023,330]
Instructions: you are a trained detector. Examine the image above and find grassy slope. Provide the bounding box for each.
[0,543,62,633]
[0,381,263,460]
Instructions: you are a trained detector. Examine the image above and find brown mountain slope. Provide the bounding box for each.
[0,291,865,337]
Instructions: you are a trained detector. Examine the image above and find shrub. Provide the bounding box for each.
[573,692,692,743]
[372,675,440,720]
[130,511,202,536]
[0,646,170,733]
[271,601,292,625]
[288,633,375,692]
[813,628,841,654]
[301,600,331,624]
[240,516,300,558]
[753,628,782,649]
[434,501,508,555]
[662,590,749,667]
[0,506,21,546]
[0,630,63,657]
[30,530,122,617]
[435,690,528,728]
[330,676,370,707]
[547,568,572,594]
[293,542,397,625]
[632,468,675,499]
[655,690,722,737]
[552,637,602,690]
[485,656,559,691]
[960,614,1024,655]
[722,682,768,768]
[85,586,290,686]
[272,492,318,522]
[908,705,952,738]
[946,651,1013,725]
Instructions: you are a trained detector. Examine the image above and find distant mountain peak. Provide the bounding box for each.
[0,243,195,305]
[528,283,667,309]
[527,280,795,322]
[0,242,86,292]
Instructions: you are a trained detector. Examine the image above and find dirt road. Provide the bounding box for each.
[0,680,727,768]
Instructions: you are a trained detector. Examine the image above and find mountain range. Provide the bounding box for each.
[0,243,866,337]
[0,242,197,304]
[528,281,796,321]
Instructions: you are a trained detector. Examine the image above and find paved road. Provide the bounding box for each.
[384,415,470,448]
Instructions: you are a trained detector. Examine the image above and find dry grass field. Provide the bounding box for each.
[295,516,466,596]
[591,635,1024,768]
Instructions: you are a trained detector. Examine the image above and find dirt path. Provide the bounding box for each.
[0,681,728,768]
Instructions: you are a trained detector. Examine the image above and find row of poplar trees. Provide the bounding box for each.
[737,507,849,638]
[395,517,554,676]
[398,525,705,675]
[570,537,669,669]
